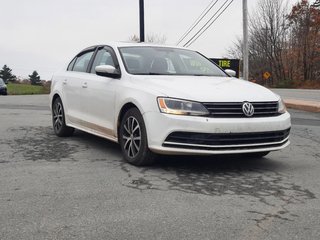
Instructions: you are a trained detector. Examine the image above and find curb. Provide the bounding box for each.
[284,98,320,113]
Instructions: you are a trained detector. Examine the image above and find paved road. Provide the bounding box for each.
[271,88,320,102]
[0,95,320,240]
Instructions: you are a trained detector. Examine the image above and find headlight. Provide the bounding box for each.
[157,97,209,116]
[278,98,286,113]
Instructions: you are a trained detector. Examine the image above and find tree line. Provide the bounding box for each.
[0,65,41,85]
[229,0,320,88]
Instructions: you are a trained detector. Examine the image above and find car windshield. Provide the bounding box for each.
[0,78,5,86]
[119,47,227,77]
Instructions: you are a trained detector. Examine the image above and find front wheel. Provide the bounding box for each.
[52,97,74,137]
[119,108,155,166]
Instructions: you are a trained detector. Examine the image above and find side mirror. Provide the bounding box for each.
[95,65,121,78]
[225,69,236,77]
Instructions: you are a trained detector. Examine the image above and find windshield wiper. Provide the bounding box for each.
[148,72,165,75]
[137,72,169,75]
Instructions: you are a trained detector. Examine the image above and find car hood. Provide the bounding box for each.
[129,75,279,102]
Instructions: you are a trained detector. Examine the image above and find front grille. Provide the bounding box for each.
[202,101,280,118]
[163,128,290,150]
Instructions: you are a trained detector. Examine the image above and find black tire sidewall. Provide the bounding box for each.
[52,97,73,137]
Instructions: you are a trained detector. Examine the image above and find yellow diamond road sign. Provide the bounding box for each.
[263,71,271,80]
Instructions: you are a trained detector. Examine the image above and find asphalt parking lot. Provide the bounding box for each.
[0,95,320,240]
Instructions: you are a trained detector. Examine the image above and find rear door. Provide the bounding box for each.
[63,48,96,123]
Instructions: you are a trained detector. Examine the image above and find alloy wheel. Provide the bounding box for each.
[122,116,141,158]
[53,102,63,132]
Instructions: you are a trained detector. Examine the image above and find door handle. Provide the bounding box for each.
[82,82,88,88]
[63,79,67,85]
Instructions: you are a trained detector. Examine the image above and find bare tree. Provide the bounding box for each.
[312,0,320,7]
[229,0,320,87]
[128,33,167,44]
[228,0,289,84]
[227,37,243,60]
[249,0,289,84]
[288,0,320,81]
[129,34,140,42]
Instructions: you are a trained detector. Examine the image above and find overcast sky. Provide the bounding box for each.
[0,0,297,80]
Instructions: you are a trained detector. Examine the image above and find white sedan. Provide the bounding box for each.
[50,42,290,165]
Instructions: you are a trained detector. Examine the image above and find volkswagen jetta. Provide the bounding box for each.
[50,42,290,165]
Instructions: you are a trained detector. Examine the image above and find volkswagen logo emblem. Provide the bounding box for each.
[242,102,254,117]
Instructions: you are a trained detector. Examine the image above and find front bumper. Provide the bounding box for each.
[143,111,291,155]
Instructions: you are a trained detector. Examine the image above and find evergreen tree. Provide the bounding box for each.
[0,65,16,83]
[29,71,41,85]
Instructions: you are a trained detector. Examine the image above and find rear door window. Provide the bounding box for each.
[73,51,94,72]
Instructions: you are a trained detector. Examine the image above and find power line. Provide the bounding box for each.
[183,0,230,47]
[183,0,233,47]
[184,0,234,48]
[176,0,218,46]
[176,0,219,46]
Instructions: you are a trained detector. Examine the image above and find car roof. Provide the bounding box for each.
[83,41,190,51]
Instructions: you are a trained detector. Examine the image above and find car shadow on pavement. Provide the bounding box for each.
[72,129,286,174]
[62,129,316,213]
[153,154,283,172]
[72,129,122,157]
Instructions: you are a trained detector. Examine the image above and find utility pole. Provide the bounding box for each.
[242,0,249,80]
[139,0,145,42]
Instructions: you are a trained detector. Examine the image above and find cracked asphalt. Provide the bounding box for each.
[0,95,320,240]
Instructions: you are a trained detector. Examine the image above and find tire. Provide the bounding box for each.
[244,151,270,158]
[52,97,74,137]
[119,108,155,166]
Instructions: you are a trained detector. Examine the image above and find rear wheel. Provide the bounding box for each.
[52,97,74,137]
[119,108,155,166]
